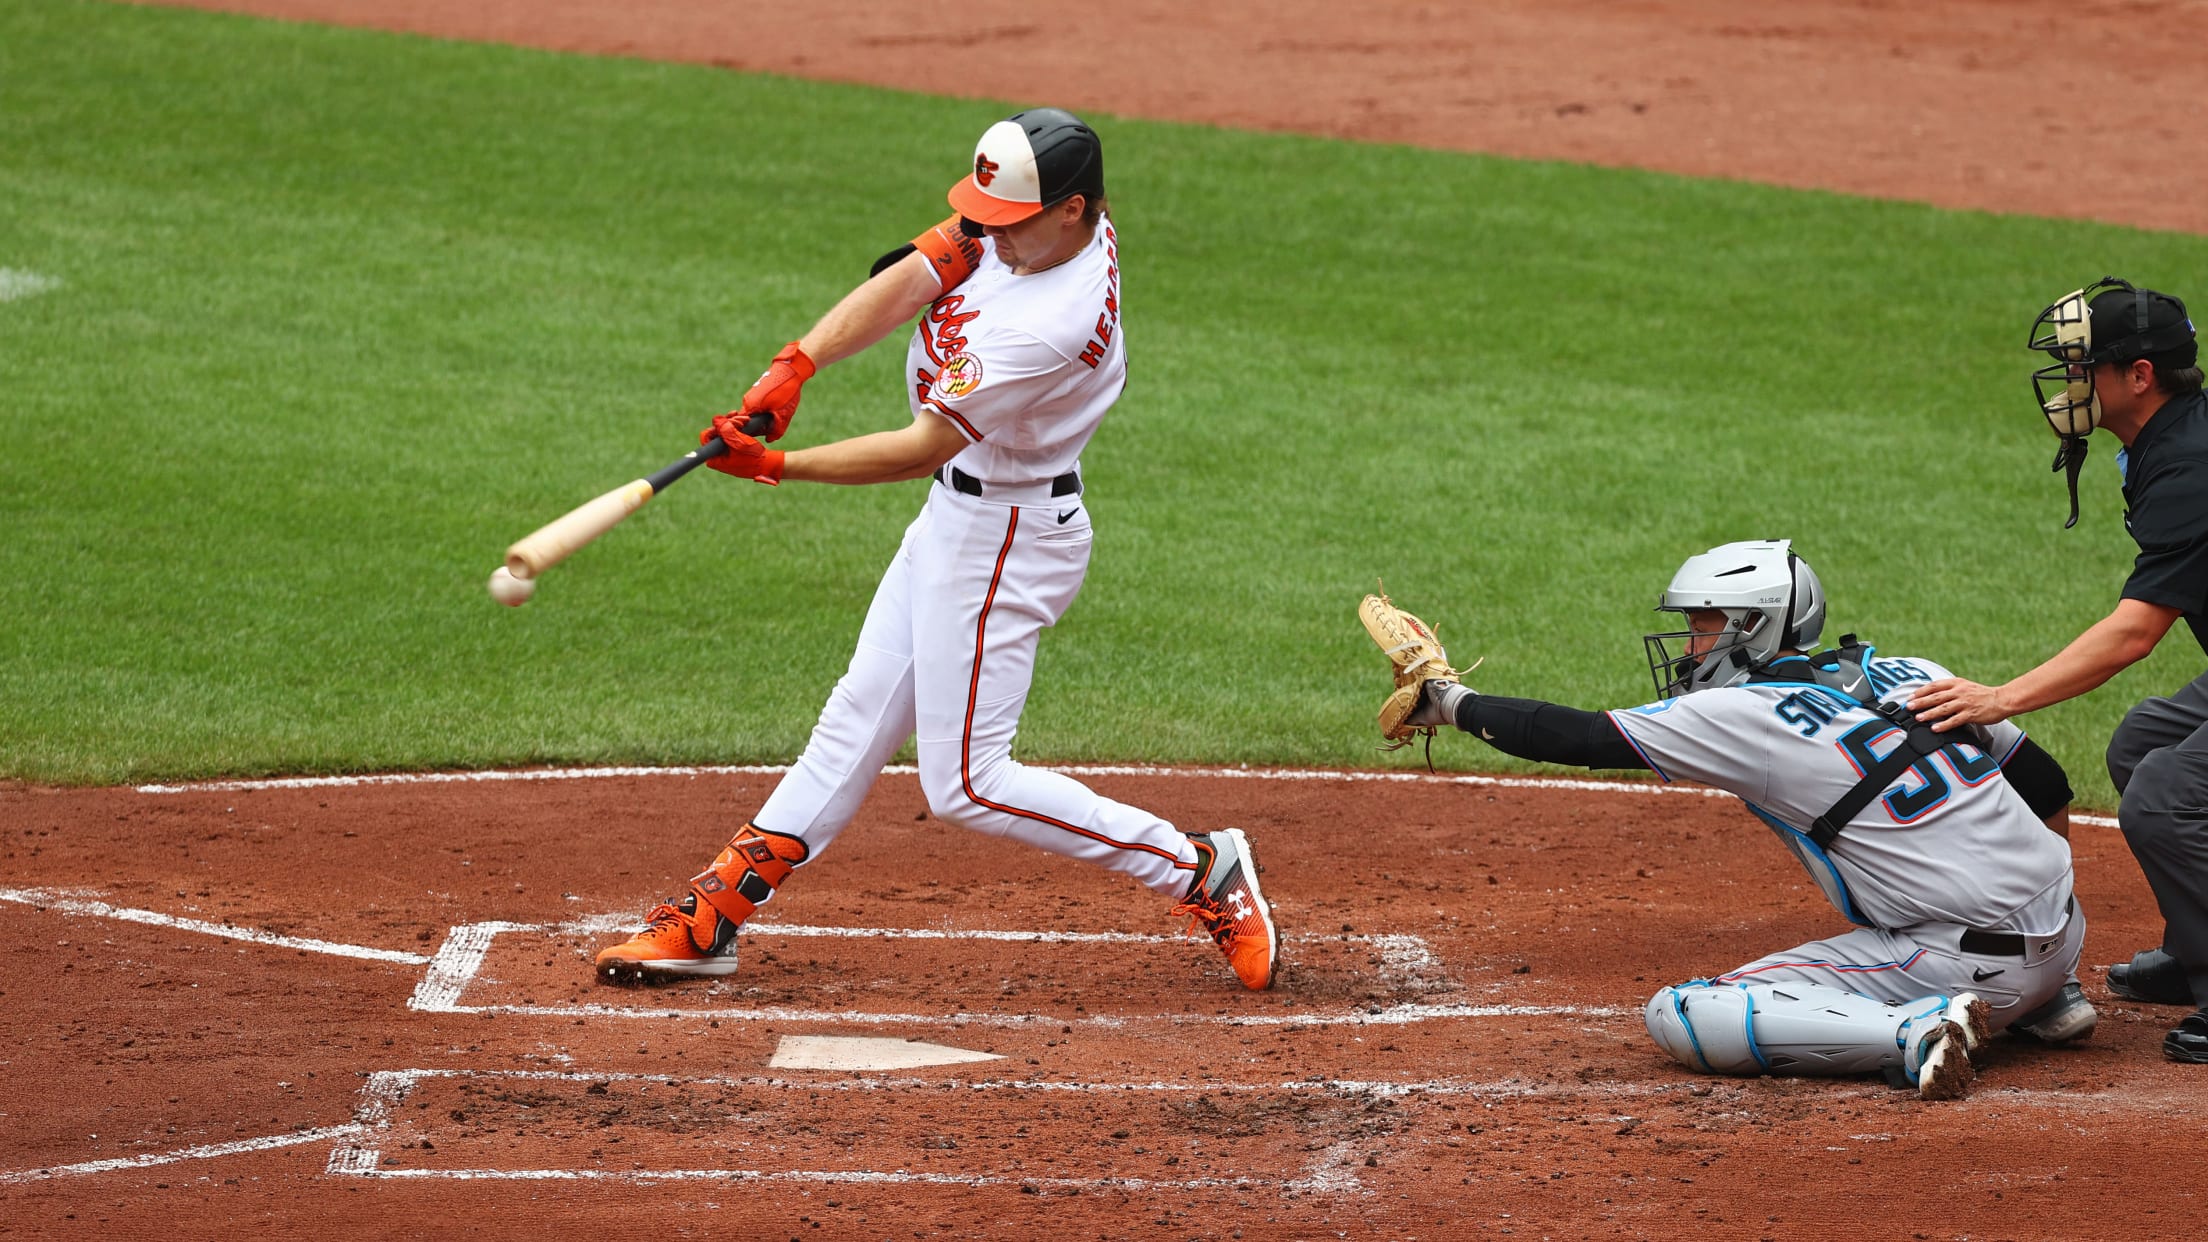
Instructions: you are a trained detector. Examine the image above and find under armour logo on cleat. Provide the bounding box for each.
[1228,890,1253,918]
[1972,967,2005,981]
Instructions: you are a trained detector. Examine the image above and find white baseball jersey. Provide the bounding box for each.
[751,213,1202,899]
[905,216,1125,483]
[1607,652,2074,936]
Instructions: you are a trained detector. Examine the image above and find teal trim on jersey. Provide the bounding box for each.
[1604,710,1674,782]
[1745,803,1872,927]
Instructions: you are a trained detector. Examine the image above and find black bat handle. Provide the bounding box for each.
[644,411,776,492]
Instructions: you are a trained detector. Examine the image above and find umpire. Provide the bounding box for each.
[1912,277,2207,1064]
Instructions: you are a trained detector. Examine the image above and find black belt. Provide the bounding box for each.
[1959,899,2075,958]
[933,465,1081,498]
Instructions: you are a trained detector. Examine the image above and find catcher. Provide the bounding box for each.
[1362,539,2088,1099]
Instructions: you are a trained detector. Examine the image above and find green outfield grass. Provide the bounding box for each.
[4,0,2206,798]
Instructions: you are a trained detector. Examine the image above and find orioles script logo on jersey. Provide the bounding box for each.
[927,294,981,363]
[937,352,984,398]
[975,154,1000,187]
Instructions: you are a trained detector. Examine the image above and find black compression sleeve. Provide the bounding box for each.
[870,242,918,277]
[1453,693,1649,771]
[1999,734,2073,820]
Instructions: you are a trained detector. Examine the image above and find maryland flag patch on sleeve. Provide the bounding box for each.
[936,352,984,398]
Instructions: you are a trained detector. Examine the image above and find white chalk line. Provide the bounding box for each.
[0,888,1501,1029]
[0,1125,364,1184]
[129,760,2122,828]
[547,911,1436,972]
[319,1061,2197,1192]
[409,920,532,1010]
[445,998,1624,1027]
[551,910,1423,952]
[134,761,1706,799]
[320,1067,1698,1191]
[331,1064,1672,1098]
[0,888,431,965]
[0,267,62,303]
[409,916,1493,1025]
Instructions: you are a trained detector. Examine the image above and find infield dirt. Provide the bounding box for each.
[2,767,2200,1236]
[139,0,2208,236]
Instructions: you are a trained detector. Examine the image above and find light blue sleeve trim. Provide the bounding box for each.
[1605,710,1673,782]
[1746,803,1871,927]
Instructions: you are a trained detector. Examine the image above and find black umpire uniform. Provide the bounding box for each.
[2103,379,2208,1029]
[2011,279,2208,1064]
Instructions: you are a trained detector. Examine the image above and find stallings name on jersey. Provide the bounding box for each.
[1773,657,1936,737]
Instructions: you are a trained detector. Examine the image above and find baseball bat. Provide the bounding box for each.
[503,411,772,580]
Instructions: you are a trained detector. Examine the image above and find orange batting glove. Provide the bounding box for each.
[702,416,785,485]
[737,341,817,442]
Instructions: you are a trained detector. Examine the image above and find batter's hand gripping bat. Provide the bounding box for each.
[493,412,773,600]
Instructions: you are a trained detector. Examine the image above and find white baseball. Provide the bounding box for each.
[487,565,536,607]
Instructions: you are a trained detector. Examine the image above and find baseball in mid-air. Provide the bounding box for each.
[487,565,536,607]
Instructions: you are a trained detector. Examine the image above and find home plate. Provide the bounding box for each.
[767,1035,1005,1071]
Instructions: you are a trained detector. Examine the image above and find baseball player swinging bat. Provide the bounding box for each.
[489,411,773,605]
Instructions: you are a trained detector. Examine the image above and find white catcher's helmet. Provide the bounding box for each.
[1643,539,1827,698]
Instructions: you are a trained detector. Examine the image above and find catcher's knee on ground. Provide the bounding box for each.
[1644,980,1979,1083]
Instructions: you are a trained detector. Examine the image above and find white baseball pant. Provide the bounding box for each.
[751,481,1201,895]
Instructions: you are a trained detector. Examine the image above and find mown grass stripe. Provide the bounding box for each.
[3,1,2204,806]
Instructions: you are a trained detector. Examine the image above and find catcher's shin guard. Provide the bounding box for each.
[691,824,809,931]
[1644,981,1988,1099]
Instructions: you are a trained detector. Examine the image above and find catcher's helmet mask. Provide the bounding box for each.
[2029,276,2197,528]
[1644,540,1827,699]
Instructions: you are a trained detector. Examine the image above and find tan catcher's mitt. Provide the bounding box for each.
[1358,587,1477,748]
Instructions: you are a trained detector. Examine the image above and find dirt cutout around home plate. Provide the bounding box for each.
[140,0,2208,234]
[3,766,2200,1236]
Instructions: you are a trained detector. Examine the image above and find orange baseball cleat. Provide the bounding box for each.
[1172,828,1280,991]
[594,824,808,985]
[593,894,740,983]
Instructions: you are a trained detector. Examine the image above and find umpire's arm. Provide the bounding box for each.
[1911,598,2181,731]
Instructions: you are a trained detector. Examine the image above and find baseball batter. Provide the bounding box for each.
[1364,540,2088,1099]
[594,108,1278,992]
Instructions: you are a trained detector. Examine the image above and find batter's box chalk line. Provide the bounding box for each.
[0,1126,368,1185]
[409,913,1627,1027]
[0,886,1624,1029]
[0,887,432,965]
[320,1067,1699,1192]
[129,761,2123,829]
